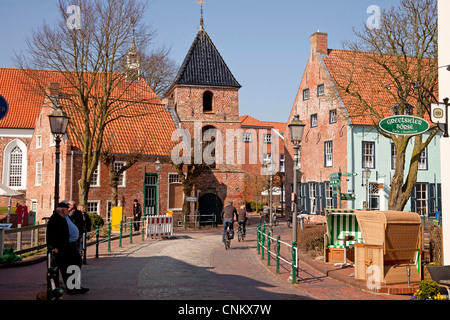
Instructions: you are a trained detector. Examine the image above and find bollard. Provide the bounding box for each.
[261,225,266,261]
[141,218,145,241]
[276,235,281,274]
[119,220,123,248]
[267,232,271,266]
[107,222,111,252]
[95,226,99,258]
[82,232,87,264]
[130,219,133,244]
[291,241,297,284]
[256,224,261,255]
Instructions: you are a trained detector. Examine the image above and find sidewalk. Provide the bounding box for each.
[258,217,415,299]
[0,217,413,300]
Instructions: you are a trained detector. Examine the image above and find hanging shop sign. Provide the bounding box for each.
[378,115,430,136]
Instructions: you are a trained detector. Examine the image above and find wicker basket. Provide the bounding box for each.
[355,210,421,285]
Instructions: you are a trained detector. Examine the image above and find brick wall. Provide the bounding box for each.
[285,32,350,215]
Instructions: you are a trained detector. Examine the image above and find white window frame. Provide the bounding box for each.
[418,147,428,170]
[35,162,42,186]
[324,141,333,167]
[329,109,337,124]
[263,134,272,144]
[415,183,428,216]
[362,141,375,169]
[303,88,310,101]
[87,200,100,216]
[309,182,317,214]
[369,182,380,210]
[36,135,42,149]
[2,139,27,190]
[90,162,100,187]
[311,114,318,128]
[114,161,126,187]
[317,84,325,96]
[280,154,285,173]
[325,182,333,208]
[242,132,252,142]
[49,134,56,147]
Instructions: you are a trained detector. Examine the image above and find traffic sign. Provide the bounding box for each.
[0,95,9,121]
[340,193,356,201]
[341,172,357,177]
[330,173,340,178]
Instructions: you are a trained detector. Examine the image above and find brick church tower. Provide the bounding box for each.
[164,18,245,222]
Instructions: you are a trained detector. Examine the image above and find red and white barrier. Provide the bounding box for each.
[146,215,173,238]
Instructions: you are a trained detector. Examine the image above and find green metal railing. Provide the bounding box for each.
[256,222,298,284]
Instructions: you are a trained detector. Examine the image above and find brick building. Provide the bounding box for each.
[163,20,245,223]
[239,115,285,208]
[0,62,178,225]
[285,32,441,217]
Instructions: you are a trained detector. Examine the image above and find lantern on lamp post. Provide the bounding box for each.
[48,106,70,210]
[288,114,305,245]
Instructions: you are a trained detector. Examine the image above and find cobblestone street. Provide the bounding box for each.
[0,220,409,301]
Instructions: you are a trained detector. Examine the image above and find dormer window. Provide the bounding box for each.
[203,91,213,112]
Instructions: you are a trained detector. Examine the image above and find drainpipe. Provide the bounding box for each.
[350,124,355,209]
[70,150,74,201]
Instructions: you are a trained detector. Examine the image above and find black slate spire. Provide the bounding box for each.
[172,27,241,88]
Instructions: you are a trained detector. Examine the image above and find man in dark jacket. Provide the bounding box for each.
[46,201,89,295]
[133,199,142,231]
[221,201,238,243]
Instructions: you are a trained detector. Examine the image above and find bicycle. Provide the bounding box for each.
[237,222,245,242]
[224,223,234,250]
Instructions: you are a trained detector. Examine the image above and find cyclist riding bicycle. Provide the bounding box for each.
[221,201,238,243]
[237,204,248,236]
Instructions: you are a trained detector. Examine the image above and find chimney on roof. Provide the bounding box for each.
[46,82,60,97]
[310,32,328,55]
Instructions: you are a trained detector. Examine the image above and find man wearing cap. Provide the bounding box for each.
[46,201,89,295]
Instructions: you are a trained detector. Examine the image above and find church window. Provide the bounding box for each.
[203,91,213,112]
[3,140,27,189]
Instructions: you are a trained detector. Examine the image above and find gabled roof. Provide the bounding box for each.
[320,49,435,125]
[171,27,241,89]
[0,68,44,129]
[240,115,286,133]
[0,67,176,156]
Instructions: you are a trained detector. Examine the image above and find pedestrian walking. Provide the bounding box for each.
[133,199,142,231]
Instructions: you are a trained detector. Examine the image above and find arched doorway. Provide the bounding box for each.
[198,193,223,224]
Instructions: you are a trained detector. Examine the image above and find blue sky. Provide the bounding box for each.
[0,0,401,123]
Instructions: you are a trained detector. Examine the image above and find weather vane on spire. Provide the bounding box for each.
[196,0,205,28]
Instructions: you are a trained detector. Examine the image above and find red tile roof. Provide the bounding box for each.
[322,49,435,125]
[240,115,286,133]
[0,68,45,128]
[0,68,176,156]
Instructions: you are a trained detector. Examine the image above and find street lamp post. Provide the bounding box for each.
[362,167,372,209]
[48,105,70,211]
[288,114,305,244]
[264,159,276,232]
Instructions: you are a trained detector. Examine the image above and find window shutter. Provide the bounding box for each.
[437,183,442,212]
[410,184,417,213]
[320,183,326,215]
[428,183,436,216]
